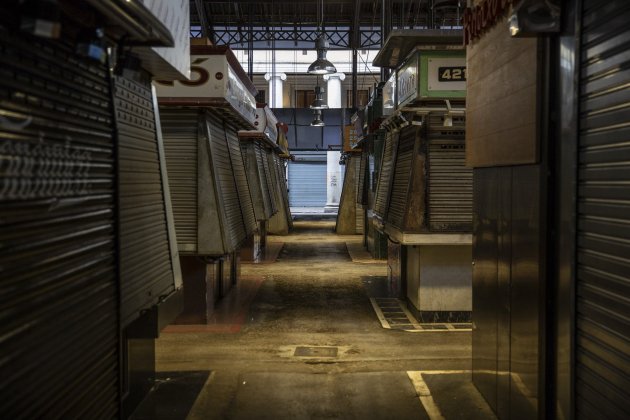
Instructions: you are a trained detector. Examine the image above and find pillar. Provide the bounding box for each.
[325,150,342,212]
[323,72,346,108]
[264,72,286,108]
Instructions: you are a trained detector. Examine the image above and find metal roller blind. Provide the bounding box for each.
[257,143,274,218]
[261,146,278,216]
[225,124,257,236]
[159,108,199,251]
[114,76,175,326]
[0,30,118,418]
[288,160,327,207]
[356,148,368,205]
[576,2,630,418]
[387,125,417,229]
[374,130,398,218]
[427,114,472,232]
[268,152,283,214]
[207,114,247,251]
[241,141,266,221]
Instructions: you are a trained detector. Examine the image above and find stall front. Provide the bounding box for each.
[155,44,258,322]
[238,105,286,259]
[373,32,472,321]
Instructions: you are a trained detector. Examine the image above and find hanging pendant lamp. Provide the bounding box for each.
[310,85,328,109]
[310,109,325,126]
[308,0,336,75]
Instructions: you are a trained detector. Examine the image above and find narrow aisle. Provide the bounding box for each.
[154,220,479,420]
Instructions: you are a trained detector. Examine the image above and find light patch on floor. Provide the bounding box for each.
[370,298,472,332]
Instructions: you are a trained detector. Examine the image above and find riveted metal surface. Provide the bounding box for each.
[427,114,472,232]
[113,76,175,326]
[374,130,398,219]
[576,1,630,417]
[159,108,199,250]
[0,29,118,418]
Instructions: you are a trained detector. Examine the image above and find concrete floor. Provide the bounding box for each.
[153,220,495,420]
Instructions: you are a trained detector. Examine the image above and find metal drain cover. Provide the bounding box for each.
[294,346,338,357]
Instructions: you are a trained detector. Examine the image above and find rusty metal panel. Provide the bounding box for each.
[0,29,118,418]
[114,76,176,326]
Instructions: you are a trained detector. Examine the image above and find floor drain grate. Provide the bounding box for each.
[294,346,338,357]
[369,298,472,333]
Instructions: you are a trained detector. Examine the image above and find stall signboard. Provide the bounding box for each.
[261,106,279,143]
[154,50,257,128]
[397,50,466,108]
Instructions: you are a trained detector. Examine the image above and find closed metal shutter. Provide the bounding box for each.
[241,141,266,221]
[273,153,293,228]
[356,148,368,205]
[288,160,327,207]
[114,76,175,326]
[427,114,472,232]
[387,125,417,229]
[159,108,199,251]
[0,30,118,418]
[374,130,398,218]
[261,146,278,216]
[225,123,257,236]
[576,2,630,418]
[207,114,248,251]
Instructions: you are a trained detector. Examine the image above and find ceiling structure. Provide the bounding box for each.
[190,0,464,50]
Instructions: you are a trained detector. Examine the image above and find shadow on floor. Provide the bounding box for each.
[130,371,210,420]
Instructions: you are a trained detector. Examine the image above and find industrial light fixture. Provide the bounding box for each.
[310,82,328,110]
[308,0,336,75]
[310,109,325,127]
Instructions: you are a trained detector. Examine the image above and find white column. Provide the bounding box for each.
[325,150,342,212]
[264,72,286,108]
[323,72,346,108]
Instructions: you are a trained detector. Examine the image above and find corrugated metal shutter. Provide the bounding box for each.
[261,147,278,216]
[272,153,293,228]
[374,130,398,218]
[427,114,472,232]
[114,76,175,326]
[266,152,282,213]
[288,160,327,207]
[241,141,266,221]
[206,114,247,251]
[159,108,199,251]
[387,125,417,229]
[356,148,368,205]
[576,2,630,418]
[0,30,118,418]
[225,124,257,236]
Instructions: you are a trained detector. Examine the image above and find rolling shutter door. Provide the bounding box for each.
[374,130,398,218]
[356,148,368,205]
[159,108,199,252]
[261,146,278,216]
[207,114,247,251]
[427,115,472,232]
[0,31,118,418]
[114,76,175,326]
[241,141,266,221]
[288,160,327,207]
[576,2,630,418]
[387,125,417,229]
[273,153,293,227]
[225,124,257,236]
